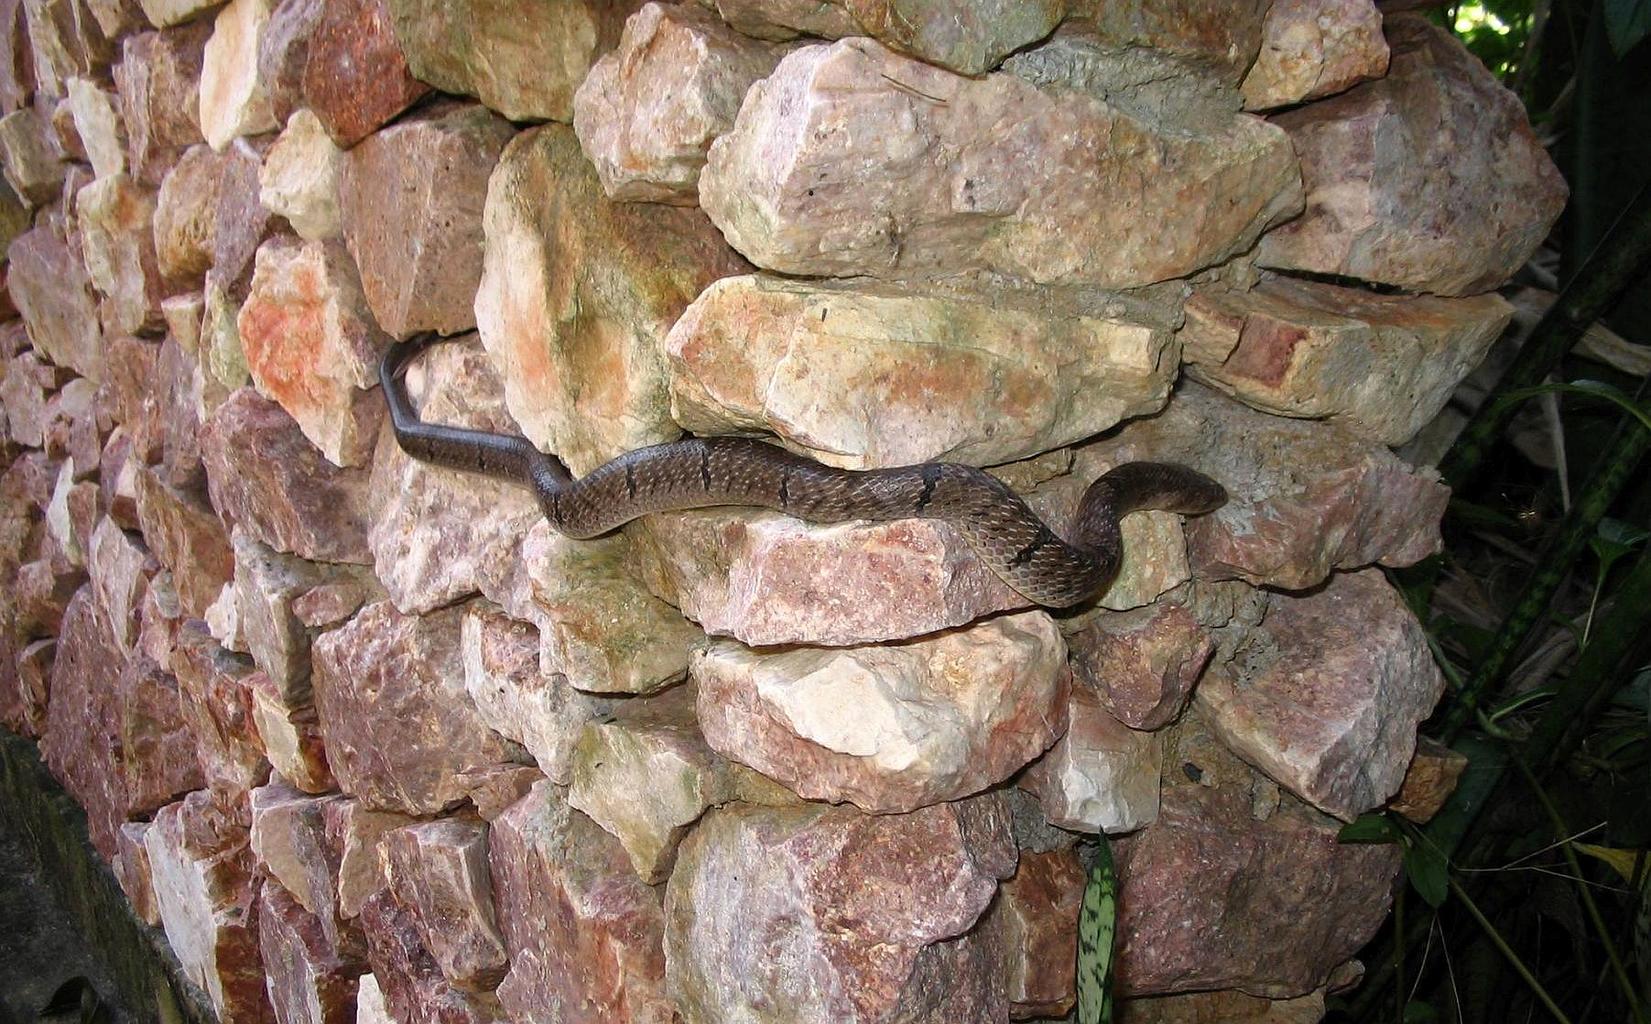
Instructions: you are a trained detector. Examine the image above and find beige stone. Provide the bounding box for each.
[199,0,277,150]
[666,274,1178,469]
[1020,684,1163,833]
[701,38,1301,288]
[67,77,128,179]
[257,108,341,241]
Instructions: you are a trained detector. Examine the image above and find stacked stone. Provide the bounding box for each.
[0,1,1560,1023]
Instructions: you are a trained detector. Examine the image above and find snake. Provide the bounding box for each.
[380,332,1228,608]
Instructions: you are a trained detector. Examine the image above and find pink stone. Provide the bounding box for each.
[257,0,324,126]
[382,818,507,991]
[0,0,28,116]
[6,636,53,737]
[171,620,270,796]
[474,124,750,475]
[146,790,275,1023]
[115,23,213,187]
[232,528,332,701]
[14,555,86,637]
[1196,570,1445,820]
[359,889,506,1024]
[1113,718,1401,997]
[366,337,542,614]
[1257,14,1567,295]
[42,376,102,478]
[1067,600,1214,730]
[290,580,366,628]
[694,611,1070,813]
[572,3,789,204]
[99,335,164,464]
[700,39,1300,289]
[247,671,335,793]
[487,781,673,1024]
[211,136,280,299]
[1241,0,1387,111]
[87,515,155,652]
[134,465,234,617]
[311,601,523,815]
[201,387,375,564]
[995,848,1084,1019]
[238,237,388,467]
[249,780,360,957]
[116,820,161,926]
[1019,683,1163,833]
[1182,276,1514,446]
[665,795,1016,1023]
[631,510,1022,646]
[301,0,429,148]
[259,881,366,1024]
[1,350,56,448]
[7,220,105,380]
[338,102,512,338]
[460,603,608,786]
[1079,382,1447,590]
[325,798,415,918]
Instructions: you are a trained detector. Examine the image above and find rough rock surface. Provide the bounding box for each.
[115,22,213,187]
[1067,600,1214,730]
[573,2,788,204]
[1257,15,1567,295]
[1240,0,1388,110]
[1081,382,1447,590]
[460,603,608,786]
[666,795,1016,1024]
[41,588,202,858]
[1020,683,1163,833]
[338,102,512,338]
[700,39,1301,289]
[202,387,375,564]
[1196,569,1445,820]
[488,781,674,1024]
[258,880,366,1024]
[146,791,272,1024]
[66,76,128,178]
[382,818,508,992]
[475,124,749,475]
[154,144,227,287]
[311,600,522,815]
[359,887,505,1024]
[666,274,1178,469]
[237,237,389,467]
[8,221,105,380]
[567,683,786,883]
[0,105,65,203]
[134,466,234,617]
[258,108,342,241]
[693,611,1068,813]
[385,0,637,123]
[1389,735,1468,824]
[77,173,167,335]
[1113,715,1401,996]
[301,0,429,147]
[995,847,1084,1019]
[1069,0,1272,85]
[199,0,278,150]
[846,0,1064,75]
[1182,275,1514,446]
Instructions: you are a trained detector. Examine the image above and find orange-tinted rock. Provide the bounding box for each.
[666,795,1015,1024]
[339,102,510,338]
[202,387,375,563]
[1182,276,1513,446]
[1388,735,1468,824]
[474,124,749,475]
[238,237,388,467]
[995,848,1084,1019]
[301,0,429,147]
[1257,15,1567,295]
[154,143,226,288]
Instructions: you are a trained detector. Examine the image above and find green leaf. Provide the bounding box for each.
[1403,1000,1442,1024]
[1339,812,1401,844]
[1405,839,1451,908]
[1605,0,1651,56]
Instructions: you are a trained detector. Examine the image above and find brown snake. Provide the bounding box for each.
[382,332,1228,608]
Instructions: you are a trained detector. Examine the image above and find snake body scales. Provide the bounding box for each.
[382,332,1229,608]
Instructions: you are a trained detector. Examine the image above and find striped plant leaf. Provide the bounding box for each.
[1077,834,1119,1024]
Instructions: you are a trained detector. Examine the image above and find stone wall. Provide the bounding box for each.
[0,1,1563,1023]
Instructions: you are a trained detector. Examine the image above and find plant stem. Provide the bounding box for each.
[1448,873,1576,1024]
[1439,177,1651,492]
